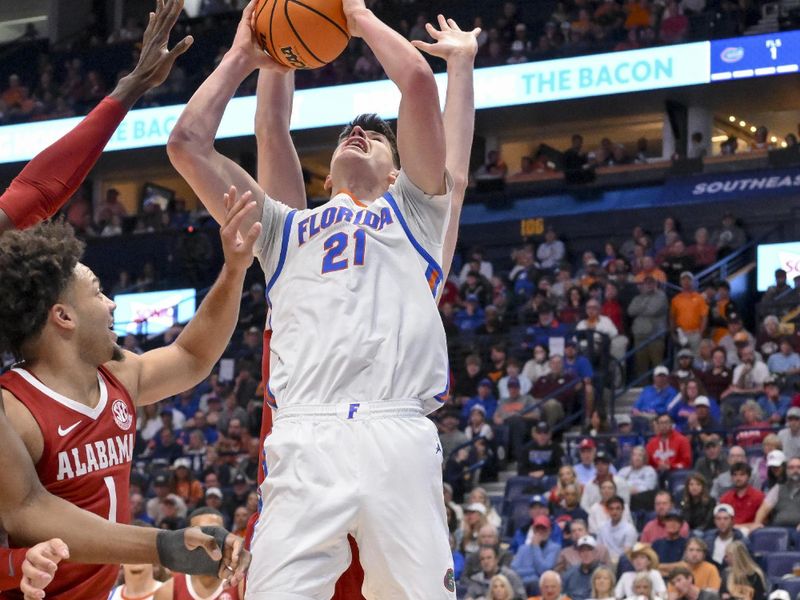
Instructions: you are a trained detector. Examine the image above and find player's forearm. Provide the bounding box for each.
[169,49,255,154]
[108,73,152,110]
[173,264,248,371]
[255,71,306,207]
[352,9,436,94]
[443,52,476,193]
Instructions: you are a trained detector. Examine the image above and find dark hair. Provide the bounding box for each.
[338,113,400,168]
[730,462,752,476]
[189,507,224,522]
[606,495,625,508]
[0,221,84,359]
[682,472,711,505]
[668,566,693,582]
[478,544,498,557]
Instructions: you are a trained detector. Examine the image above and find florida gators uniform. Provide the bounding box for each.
[0,366,136,600]
[247,171,456,599]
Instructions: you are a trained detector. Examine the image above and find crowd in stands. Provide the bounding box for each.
[0,0,788,126]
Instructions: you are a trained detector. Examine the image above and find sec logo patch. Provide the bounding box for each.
[112,399,132,431]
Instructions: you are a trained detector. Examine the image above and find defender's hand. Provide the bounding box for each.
[20,539,69,600]
[411,15,480,61]
[219,186,262,272]
[129,0,194,91]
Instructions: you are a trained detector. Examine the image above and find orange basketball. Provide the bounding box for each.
[253,0,350,70]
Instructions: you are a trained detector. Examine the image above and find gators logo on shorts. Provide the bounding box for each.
[443,567,455,592]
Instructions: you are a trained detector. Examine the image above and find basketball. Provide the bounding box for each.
[253,0,350,70]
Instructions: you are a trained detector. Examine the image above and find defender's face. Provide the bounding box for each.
[330,126,396,188]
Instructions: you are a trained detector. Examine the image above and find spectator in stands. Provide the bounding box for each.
[523,345,551,385]
[560,287,587,325]
[455,355,486,402]
[563,134,589,173]
[708,283,735,344]
[550,465,582,508]
[587,479,633,534]
[642,491,691,543]
[679,473,715,531]
[534,570,569,600]
[499,360,532,398]
[615,543,667,599]
[751,456,800,539]
[457,295,488,333]
[633,367,678,424]
[466,405,494,442]
[755,316,782,362]
[703,504,744,565]
[671,272,708,355]
[710,445,759,499]
[474,149,509,181]
[563,339,595,417]
[718,463,763,531]
[667,566,719,600]
[462,503,490,555]
[647,413,692,474]
[680,537,721,591]
[720,346,770,427]
[462,524,513,583]
[660,1,689,43]
[575,439,598,485]
[762,269,791,305]
[767,337,800,379]
[519,421,565,478]
[718,315,754,367]
[710,214,746,257]
[538,227,567,271]
[512,515,561,592]
[487,344,509,384]
[652,510,689,576]
[670,383,721,435]
[578,298,629,366]
[582,451,629,512]
[719,541,766,600]
[589,566,616,600]
[778,406,800,458]
[634,257,668,285]
[596,494,638,562]
[535,354,582,427]
[694,435,727,486]
[618,446,658,510]
[463,379,498,424]
[553,483,589,525]
[563,535,604,600]
[629,276,669,376]
[671,350,704,388]
[438,412,468,459]
[495,378,539,461]
[699,347,733,401]
[513,495,564,552]
[467,545,527,600]
[508,155,536,182]
[528,305,571,349]
[756,377,791,425]
[687,228,717,268]
[556,520,611,573]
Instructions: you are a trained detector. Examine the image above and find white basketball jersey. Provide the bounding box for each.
[254,171,452,414]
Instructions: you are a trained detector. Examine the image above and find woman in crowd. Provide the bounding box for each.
[623,573,656,600]
[617,446,658,512]
[559,286,586,325]
[488,573,517,600]
[615,544,667,599]
[680,473,715,531]
[588,480,633,534]
[720,541,766,600]
[523,344,551,384]
[549,465,583,508]
[735,401,771,448]
[590,566,617,600]
[468,487,502,529]
[461,503,489,555]
[751,434,784,489]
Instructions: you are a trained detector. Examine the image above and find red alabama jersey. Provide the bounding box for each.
[172,574,240,600]
[0,365,136,600]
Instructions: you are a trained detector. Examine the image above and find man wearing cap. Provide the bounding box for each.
[646,413,692,473]
[718,315,754,368]
[757,377,791,425]
[670,350,704,389]
[596,496,638,562]
[533,355,581,428]
[574,439,598,485]
[778,407,800,459]
[461,524,513,583]
[694,436,727,485]
[753,457,800,541]
[562,535,602,600]
[719,463,763,531]
[710,446,758,499]
[720,345,770,427]
[652,510,688,576]
[563,340,595,420]
[641,491,691,544]
[702,504,746,566]
[670,272,708,355]
[556,520,611,573]
[465,545,526,600]
[222,473,252,521]
[519,421,565,478]
[580,452,629,512]
[511,515,561,591]
[455,293,485,332]
[512,495,563,552]
[495,376,538,462]
[668,566,721,600]
[203,488,226,521]
[527,304,570,349]
[462,378,498,424]
[633,368,678,424]
[629,275,669,376]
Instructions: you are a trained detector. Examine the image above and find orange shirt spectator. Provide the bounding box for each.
[671,286,708,334]
[625,0,652,29]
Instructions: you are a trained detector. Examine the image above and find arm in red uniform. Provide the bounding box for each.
[0,0,192,233]
[0,548,26,591]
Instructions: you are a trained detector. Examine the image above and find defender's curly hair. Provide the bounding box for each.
[339,113,400,168]
[0,221,84,359]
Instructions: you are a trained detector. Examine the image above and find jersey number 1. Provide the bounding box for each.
[321,230,366,274]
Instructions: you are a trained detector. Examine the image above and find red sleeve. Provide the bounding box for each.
[0,546,27,591]
[676,435,692,469]
[0,97,127,229]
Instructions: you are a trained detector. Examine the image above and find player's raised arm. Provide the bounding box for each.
[412,16,479,280]
[0,0,191,233]
[113,188,261,406]
[168,0,288,234]
[343,0,446,195]
[255,70,306,208]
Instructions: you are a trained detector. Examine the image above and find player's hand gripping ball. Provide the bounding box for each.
[252,0,350,69]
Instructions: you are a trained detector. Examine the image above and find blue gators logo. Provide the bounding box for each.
[444,568,455,592]
[720,47,744,63]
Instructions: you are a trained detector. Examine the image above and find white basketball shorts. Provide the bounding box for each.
[246,400,456,600]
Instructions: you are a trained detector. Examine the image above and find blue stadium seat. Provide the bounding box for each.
[765,552,800,584]
[502,476,537,515]
[750,527,790,555]
[505,497,533,539]
[667,469,692,493]
[775,578,800,600]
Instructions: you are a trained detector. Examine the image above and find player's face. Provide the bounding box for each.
[122,563,154,580]
[64,263,122,364]
[328,126,397,192]
[190,513,225,528]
